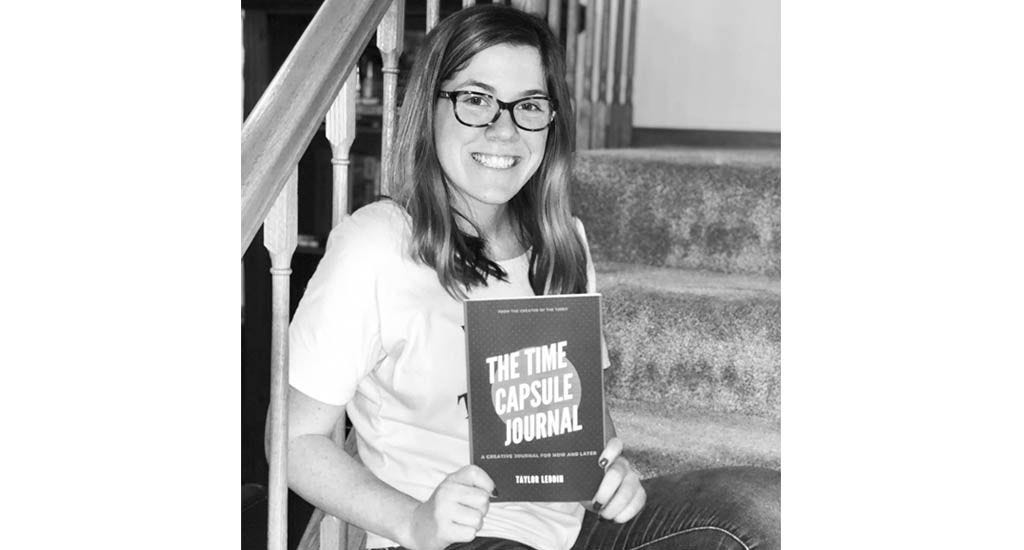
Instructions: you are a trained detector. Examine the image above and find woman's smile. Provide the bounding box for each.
[470,152,521,169]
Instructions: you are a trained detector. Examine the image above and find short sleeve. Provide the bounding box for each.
[287,206,395,405]
[573,217,612,370]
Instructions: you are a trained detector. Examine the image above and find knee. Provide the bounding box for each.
[644,467,780,549]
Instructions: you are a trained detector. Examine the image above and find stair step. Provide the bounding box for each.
[573,147,780,275]
[597,262,780,420]
[609,397,780,479]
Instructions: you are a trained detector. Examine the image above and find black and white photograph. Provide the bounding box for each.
[6,1,1023,549]
[240,1,779,549]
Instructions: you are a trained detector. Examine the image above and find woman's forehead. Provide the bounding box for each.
[442,44,547,97]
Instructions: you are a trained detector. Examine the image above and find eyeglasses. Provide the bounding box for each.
[438,90,556,132]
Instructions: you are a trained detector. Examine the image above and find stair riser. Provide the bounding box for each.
[573,156,780,275]
[601,285,780,420]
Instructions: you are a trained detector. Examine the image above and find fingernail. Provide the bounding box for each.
[598,458,608,469]
[592,501,603,512]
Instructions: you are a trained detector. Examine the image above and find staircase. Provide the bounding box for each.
[242,0,779,547]
[572,146,781,478]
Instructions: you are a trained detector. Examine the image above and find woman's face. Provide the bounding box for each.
[434,43,549,217]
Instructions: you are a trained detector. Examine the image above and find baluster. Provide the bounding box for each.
[427,0,439,32]
[376,0,405,196]
[511,0,544,14]
[326,68,358,228]
[604,0,621,147]
[264,168,298,550]
[547,0,562,38]
[619,0,637,146]
[590,0,608,148]
[565,0,580,106]
[577,0,596,149]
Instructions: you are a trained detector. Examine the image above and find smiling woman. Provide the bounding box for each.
[389,5,586,299]
[275,4,779,550]
[432,44,549,231]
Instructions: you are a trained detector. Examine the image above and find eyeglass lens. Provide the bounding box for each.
[453,93,553,130]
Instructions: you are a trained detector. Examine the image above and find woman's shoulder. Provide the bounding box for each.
[324,199,412,260]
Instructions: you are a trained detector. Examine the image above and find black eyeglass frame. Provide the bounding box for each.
[438,90,557,132]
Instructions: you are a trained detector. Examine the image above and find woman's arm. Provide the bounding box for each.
[265,387,495,550]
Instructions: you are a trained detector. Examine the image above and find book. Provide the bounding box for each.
[464,293,606,502]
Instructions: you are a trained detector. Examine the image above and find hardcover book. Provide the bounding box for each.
[464,293,606,502]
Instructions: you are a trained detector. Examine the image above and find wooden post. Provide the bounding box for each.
[426,0,439,32]
[264,168,298,550]
[376,0,405,197]
[565,0,580,106]
[590,0,608,149]
[326,69,358,228]
[511,0,545,15]
[577,0,597,150]
[547,0,562,38]
[604,0,621,147]
[620,0,637,147]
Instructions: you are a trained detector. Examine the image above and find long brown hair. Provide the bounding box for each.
[389,4,588,299]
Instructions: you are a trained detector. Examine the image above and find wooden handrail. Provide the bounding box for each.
[241,0,393,256]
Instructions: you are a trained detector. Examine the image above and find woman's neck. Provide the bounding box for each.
[453,199,523,261]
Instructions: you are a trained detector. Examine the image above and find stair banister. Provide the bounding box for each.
[241,0,393,256]
[243,2,638,549]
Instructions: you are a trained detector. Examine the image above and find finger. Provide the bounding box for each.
[435,480,491,517]
[597,437,624,470]
[600,464,641,520]
[444,523,479,544]
[449,503,485,530]
[451,464,497,496]
[590,457,625,512]
[455,485,491,516]
[612,485,647,524]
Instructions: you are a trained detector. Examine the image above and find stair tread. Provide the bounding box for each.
[596,262,779,299]
[580,146,780,168]
[609,398,780,478]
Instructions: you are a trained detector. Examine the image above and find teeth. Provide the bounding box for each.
[472,153,517,169]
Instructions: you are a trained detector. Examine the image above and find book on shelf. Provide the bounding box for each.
[464,293,606,502]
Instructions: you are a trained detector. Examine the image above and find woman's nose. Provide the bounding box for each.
[485,108,519,140]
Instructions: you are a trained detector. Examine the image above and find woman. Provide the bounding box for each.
[276,5,779,550]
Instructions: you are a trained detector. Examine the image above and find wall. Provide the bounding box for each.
[632,0,780,132]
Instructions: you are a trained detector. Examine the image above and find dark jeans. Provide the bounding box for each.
[390,466,780,550]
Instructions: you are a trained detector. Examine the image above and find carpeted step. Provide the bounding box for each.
[596,261,780,420]
[608,398,780,479]
[573,147,780,275]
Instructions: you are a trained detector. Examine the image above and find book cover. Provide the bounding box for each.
[464,293,606,502]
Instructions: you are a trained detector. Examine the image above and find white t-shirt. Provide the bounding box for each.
[289,201,609,550]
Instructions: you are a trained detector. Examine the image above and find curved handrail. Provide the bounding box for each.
[242,0,392,256]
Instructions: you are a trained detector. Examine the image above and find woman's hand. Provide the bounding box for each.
[589,437,646,523]
[406,465,495,550]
